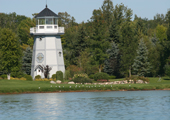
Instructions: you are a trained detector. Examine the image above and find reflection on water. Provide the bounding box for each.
[0,91,170,120]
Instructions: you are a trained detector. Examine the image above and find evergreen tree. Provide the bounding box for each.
[0,28,22,79]
[132,39,151,76]
[101,0,114,27]
[75,24,87,57]
[167,10,170,41]
[108,19,120,43]
[90,9,109,72]
[104,42,121,77]
[22,46,32,75]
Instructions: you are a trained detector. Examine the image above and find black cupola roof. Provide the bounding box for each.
[35,5,59,18]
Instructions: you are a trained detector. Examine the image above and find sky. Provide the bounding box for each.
[0,0,170,23]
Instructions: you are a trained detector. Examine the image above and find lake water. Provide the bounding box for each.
[0,91,170,120]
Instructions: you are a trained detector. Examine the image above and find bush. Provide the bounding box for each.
[64,70,71,80]
[73,77,92,84]
[35,75,41,79]
[25,75,33,81]
[66,65,83,78]
[93,72,109,81]
[1,74,7,79]
[56,71,63,81]
[109,76,116,79]
[52,74,56,79]
[89,74,94,79]
[73,73,88,79]
[125,75,149,83]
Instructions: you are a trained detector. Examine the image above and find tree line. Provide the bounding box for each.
[0,0,170,79]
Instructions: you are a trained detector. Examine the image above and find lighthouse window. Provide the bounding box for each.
[54,18,58,25]
[39,18,45,25]
[47,26,52,29]
[59,52,61,57]
[39,26,44,29]
[46,18,53,24]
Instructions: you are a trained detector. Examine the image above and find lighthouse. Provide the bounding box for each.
[30,5,65,79]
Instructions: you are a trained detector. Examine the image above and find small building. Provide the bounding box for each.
[30,5,65,79]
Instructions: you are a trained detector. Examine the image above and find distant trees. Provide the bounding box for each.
[0,1,170,79]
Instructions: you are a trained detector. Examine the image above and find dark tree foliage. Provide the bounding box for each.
[108,19,120,43]
[101,0,114,27]
[120,22,137,77]
[132,39,151,76]
[104,42,121,77]
[22,46,32,75]
[74,24,87,57]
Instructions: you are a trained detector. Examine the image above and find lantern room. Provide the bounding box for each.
[30,5,64,35]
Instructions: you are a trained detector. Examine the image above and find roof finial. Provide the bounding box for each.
[46,0,47,8]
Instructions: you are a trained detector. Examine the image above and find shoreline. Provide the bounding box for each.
[1,88,170,95]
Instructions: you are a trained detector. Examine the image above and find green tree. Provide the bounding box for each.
[90,9,109,72]
[22,46,32,75]
[166,10,170,41]
[132,39,151,76]
[104,42,121,77]
[156,24,167,43]
[17,18,35,44]
[120,22,137,77]
[0,28,22,79]
[107,18,120,43]
[101,0,114,27]
[75,23,88,57]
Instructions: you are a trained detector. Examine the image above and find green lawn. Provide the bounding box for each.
[0,77,170,94]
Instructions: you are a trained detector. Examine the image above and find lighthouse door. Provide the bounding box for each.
[36,68,42,76]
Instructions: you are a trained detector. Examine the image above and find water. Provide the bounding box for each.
[0,91,170,120]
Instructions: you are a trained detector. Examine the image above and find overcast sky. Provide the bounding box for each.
[0,0,170,23]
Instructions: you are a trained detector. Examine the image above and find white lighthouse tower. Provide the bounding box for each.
[30,5,65,79]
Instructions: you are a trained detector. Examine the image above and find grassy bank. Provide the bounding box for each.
[0,77,170,94]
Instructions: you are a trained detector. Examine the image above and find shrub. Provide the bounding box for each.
[1,74,7,79]
[35,75,41,79]
[93,72,109,81]
[109,76,116,79]
[56,71,63,81]
[66,65,83,78]
[89,74,94,79]
[73,73,88,79]
[25,75,33,81]
[125,75,149,83]
[52,74,56,79]
[64,70,71,80]
[73,77,92,84]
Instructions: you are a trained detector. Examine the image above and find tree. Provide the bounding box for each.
[17,18,35,44]
[107,18,120,43]
[104,42,121,77]
[74,23,88,57]
[156,24,167,43]
[90,9,109,72]
[101,0,114,27]
[166,10,170,41]
[0,28,22,79]
[22,46,32,75]
[120,22,137,77]
[132,39,151,76]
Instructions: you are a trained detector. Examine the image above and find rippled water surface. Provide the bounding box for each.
[0,91,170,120]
